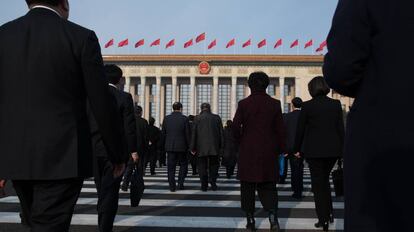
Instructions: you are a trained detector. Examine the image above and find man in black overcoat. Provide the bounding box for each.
[88,65,136,232]
[324,0,414,231]
[190,103,224,191]
[0,1,125,231]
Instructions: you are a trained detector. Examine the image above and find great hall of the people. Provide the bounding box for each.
[104,55,353,126]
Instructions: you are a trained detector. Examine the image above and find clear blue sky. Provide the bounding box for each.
[0,0,338,55]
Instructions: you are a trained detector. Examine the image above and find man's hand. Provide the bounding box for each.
[283,153,289,157]
[131,152,139,163]
[191,151,196,156]
[0,179,7,189]
[113,163,126,178]
[294,152,301,158]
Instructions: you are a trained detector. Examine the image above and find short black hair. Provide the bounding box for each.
[226,120,233,128]
[200,103,211,111]
[292,97,303,108]
[149,117,155,126]
[135,105,143,116]
[26,0,62,6]
[308,76,330,98]
[172,102,183,111]
[188,115,195,121]
[104,64,123,85]
[248,72,269,91]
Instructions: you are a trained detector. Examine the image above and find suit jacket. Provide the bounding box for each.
[135,116,149,157]
[293,96,344,158]
[323,0,414,230]
[88,86,136,163]
[148,125,161,152]
[162,112,190,153]
[0,8,124,179]
[283,110,302,154]
[190,111,224,157]
[232,91,286,182]
[222,126,238,166]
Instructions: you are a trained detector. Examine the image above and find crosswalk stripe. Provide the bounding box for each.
[0,212,344,230]
[0,196,344,209]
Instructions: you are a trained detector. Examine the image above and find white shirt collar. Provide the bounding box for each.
[109,83,118,89]
[31,5,61,18]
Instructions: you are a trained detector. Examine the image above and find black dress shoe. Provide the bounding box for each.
[269,211,280,231]
[246,213,256,231]
[315,221,329,231]
[291,193,303,199]
[178,183,185,190]
[169,186,176,192]
[121,185,128,192]
[210,183,218,191]
[201,186,208,192]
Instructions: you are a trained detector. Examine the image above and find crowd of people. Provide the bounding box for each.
[1,0,413,232]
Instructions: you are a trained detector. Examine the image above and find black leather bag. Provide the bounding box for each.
[332,159,344,197]
[130,163,145,207]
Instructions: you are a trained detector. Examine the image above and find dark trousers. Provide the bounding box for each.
[94,157,122,232]
[122,159,135,188]
[158,151,166,167]
[307,158,337,223]
[167,152,188,188]
[188,153,198,175]
[12,178,83,232]
[197,156,220,187]
[289,156,304,195]
[226,165,236,178]
[144,146,158,174]
[241,181,278,214]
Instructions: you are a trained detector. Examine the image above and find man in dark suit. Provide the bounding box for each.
[190,103,224,191]
[0,1,125,231]
[161,102,191,192]
[89,65,136,232]
[122,105,148,190]
[146,117,161,175]
[324,1,414,231]
[283,97,304,199]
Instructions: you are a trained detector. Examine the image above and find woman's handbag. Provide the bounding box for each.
[332,159,344,197]
[130,163,145,207]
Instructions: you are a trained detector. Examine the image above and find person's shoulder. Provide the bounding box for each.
[64,20,93,36]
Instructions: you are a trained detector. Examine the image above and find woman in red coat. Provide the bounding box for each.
[232,72,286,232]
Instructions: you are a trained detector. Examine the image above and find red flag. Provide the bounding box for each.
[208,39,217,49]
[242,39,251,48]
[304,39,313,49]
[118,39,129,47]
[316,47,324,53]
[184,39,194,48]
[226,39,235,48]
[319,40,327,49]
[104,39,114,48]
[196,33,206,43]
[165,39,175,49]
[258,39,267,48]
[290,39,299,48]
[150,39,161,47]
[135,39,145,48]
[274,39,282,49]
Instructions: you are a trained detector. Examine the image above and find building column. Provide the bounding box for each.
[155,76,162,126]
[294,77,301,98]
[231,76,237,118]
[172,76,177,103]
[124,76,131,93]
[280,77,285,113]
[212,76,219,114]
[190,76,196,115]
[140,76,146,117]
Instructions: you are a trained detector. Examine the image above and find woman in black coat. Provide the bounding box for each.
[294,76,344,231]
[222,120,238,178]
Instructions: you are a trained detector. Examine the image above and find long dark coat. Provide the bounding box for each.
[324,0,414,230]
[232,91,286,183]
[190,111,224,157]
[222,127,238,167]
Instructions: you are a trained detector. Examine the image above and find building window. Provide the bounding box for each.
[196,84,212,114]
[219,84,231,122]
[179,84,190,116]
[164,84,172,116]
[236,84,245,104]
[267,84,276,96]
